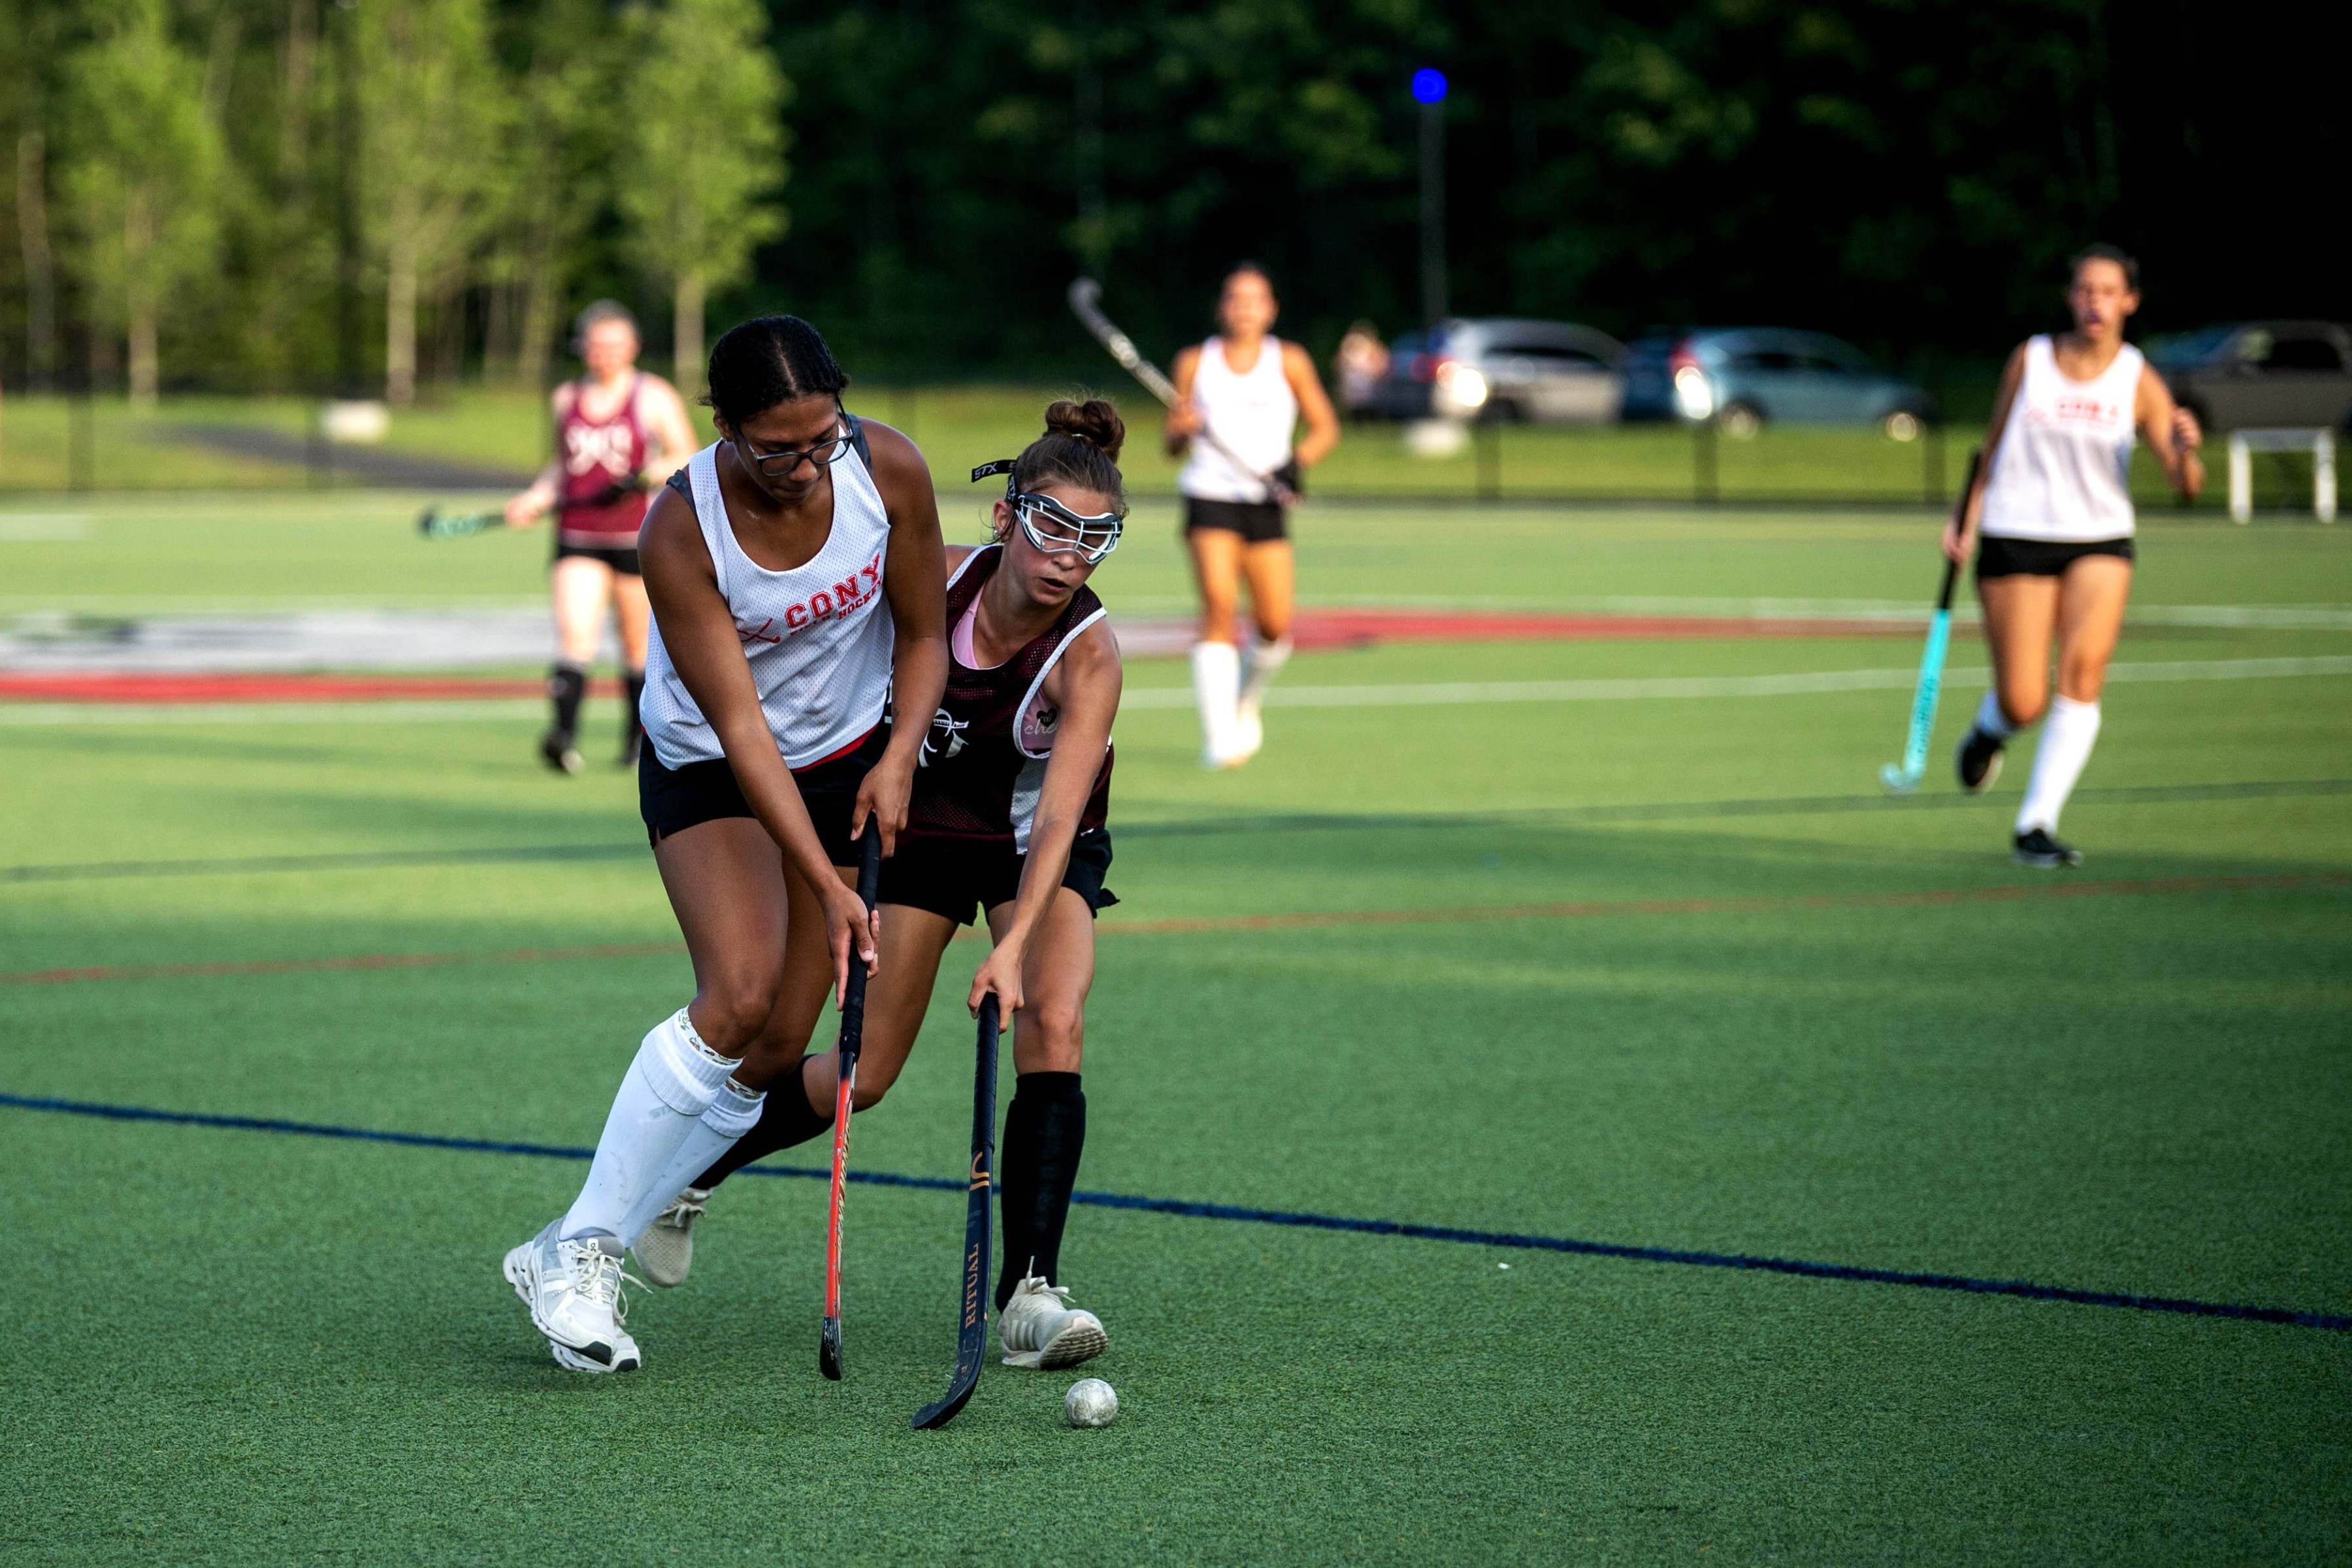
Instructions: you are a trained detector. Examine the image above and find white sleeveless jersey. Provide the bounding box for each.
[1178,336,1298,502]
[1980,335,2145,542]
[640,442,895,770]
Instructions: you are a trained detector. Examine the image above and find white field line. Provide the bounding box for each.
[0,515,93,541]
[1118,656,2352,708]
[1294,595,2352,630]
[7,656,2349,725]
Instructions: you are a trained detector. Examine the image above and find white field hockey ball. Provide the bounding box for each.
[1065,1378,1118,1428]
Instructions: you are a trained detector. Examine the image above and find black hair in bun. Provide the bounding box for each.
[1013,397,1127,516]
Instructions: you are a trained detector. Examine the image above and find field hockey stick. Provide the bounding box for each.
[819,819,885,1382]
[1067,277,1299,506]
[912,995,1000,1430]
[1879,448,1982,794]
[416,506,506,540]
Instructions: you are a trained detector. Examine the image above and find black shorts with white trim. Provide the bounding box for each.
[878,827,1118,928]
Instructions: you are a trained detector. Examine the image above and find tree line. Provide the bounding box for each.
[1,0,782,403]
[1,0,2335,402]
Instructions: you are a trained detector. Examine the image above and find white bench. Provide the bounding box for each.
[2227,427,2336,523]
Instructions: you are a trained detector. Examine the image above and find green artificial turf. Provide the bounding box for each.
[2,498,2350,1562]
[7,384,2325,511]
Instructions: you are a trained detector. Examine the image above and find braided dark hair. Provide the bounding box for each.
[705,316,850,429]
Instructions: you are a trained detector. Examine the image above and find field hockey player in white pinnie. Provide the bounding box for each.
[1945,244,2204,868]
[502,315,949,1374]
[1165,264,1341,769]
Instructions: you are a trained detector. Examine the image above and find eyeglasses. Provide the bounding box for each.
[972,460,1123,563]
[738,413,854,479]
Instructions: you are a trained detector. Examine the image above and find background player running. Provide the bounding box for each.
[502,316,948,1373]
[1165,265,1339,769]
[638,399,1130,1373]
[1945,244,2204,867]
[504,301,698,772]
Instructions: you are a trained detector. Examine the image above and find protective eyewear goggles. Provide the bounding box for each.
[972,461,1124,563]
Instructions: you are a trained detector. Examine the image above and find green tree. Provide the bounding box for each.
[618,0,787,391]
[58,0,223,404]
[358,0,504,403]
[485,0,621,389]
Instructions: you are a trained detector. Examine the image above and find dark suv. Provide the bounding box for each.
[2150,321,2352,431]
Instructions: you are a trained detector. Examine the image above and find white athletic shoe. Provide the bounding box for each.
[996,1275,1108,1369]
[502,1220,642,1372]
[1231,705,1265,762]
[632,1187,708,1289]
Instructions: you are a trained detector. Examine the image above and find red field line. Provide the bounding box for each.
[6,873,2339,988]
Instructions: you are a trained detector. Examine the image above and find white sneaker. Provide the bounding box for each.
[502,1220,642,1372]
[632,1187,707,1289]
[996,1274,1107,1369]
[1231,705,1265,762]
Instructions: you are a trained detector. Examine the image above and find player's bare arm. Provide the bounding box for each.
[966,621,1120,1019]
[1947,344,2028,562]
[857,418,950,856]
[2137,365,2204,498]
[1282,340,1341,468]
[638,485,874,997]
[638,377,698,486]
[1164,344,1204,450]
[505,382,578,527]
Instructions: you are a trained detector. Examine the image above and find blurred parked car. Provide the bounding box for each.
[1371,318,1625,423]
[1622,328,1935,438]
[2149,321,2352,432]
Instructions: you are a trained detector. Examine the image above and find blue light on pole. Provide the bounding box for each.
[1411,67,1447,105]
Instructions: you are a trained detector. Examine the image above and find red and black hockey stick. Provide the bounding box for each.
[818,821,885,1381]
[912,996,1001,1429]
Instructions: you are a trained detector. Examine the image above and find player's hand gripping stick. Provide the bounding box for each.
[818,821,885,1381]
[912,996,1001,1429]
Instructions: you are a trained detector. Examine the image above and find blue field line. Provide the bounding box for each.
[7,1089,2347,1335]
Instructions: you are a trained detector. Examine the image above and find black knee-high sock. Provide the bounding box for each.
[548,662,587,736]
[692,1056,833,1190]
[621,667,645,745]
[996,1071,1085,1310]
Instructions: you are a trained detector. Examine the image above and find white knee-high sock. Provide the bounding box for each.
[2016,695,2100,835]
[617,1077,766,1250]
[1237,635,1293,719]
[1190,640,1239,759]
[1972,689,2017,741]
[561,1010,740,1241]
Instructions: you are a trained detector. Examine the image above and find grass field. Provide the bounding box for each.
[3,493,2351,1562]
[4,384,2331,513]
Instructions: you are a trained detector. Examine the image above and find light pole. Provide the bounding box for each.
[1413,67,1448,332]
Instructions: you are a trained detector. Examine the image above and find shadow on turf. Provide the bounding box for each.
[5,778,2344,883]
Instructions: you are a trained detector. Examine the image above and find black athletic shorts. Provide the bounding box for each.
[1183,497,1288,545]
[877,826,1119,928]
[1976,535,2134,580]
[555,538,642,576]
[638,725,887,862]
